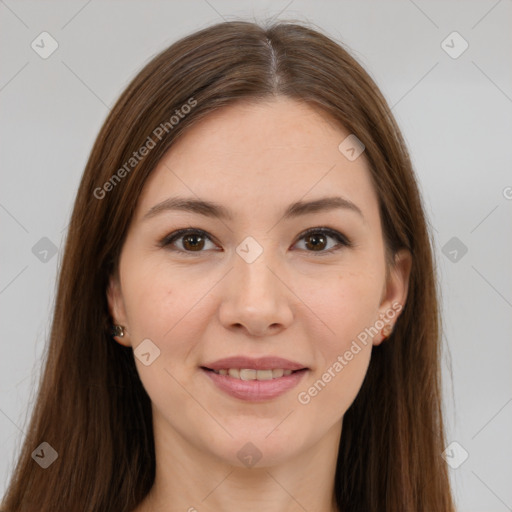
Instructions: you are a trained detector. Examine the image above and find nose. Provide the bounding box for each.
[218,247,294,337]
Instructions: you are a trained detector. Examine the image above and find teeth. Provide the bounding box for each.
[212,368,298,380]
[254,369,273,380]
[240,369,257,381]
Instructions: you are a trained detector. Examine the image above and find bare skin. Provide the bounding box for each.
[108,97,411,512]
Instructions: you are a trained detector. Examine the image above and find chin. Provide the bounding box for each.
[201,427,308,469]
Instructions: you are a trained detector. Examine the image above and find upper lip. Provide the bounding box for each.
[202,356,308,371]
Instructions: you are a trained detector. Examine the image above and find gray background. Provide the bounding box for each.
[1,1,511,510]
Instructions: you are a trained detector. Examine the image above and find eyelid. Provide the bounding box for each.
[295,227,353,250]
[158,228,218,252]
[159,226,353,255]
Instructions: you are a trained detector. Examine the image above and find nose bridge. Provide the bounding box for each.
[234,236,282,305]
[236,247,278,298]
[218,236,293,335]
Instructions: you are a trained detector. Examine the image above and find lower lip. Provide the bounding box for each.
[201,368,308,402]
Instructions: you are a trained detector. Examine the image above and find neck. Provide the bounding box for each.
[136,414,342,512]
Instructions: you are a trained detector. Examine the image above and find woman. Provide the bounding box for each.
[1,20,455,511]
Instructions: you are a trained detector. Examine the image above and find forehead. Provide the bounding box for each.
[134,97,379,226]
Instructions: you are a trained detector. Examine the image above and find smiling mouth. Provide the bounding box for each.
[201,367,306,381]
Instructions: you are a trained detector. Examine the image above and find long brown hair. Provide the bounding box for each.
[2,20,454,511]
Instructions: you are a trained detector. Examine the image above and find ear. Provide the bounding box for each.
[373,248,412,346]
[107,273,131,347]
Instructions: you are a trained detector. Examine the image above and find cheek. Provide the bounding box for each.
[305,345,372,407]
[288,268,380,411]
[295,265,382,407]
[120,259,217,381]
[121,265,206,405]
[121,256,207,339]
[124,280,173,339]
[305,266,384,349]
[295,317,373,437]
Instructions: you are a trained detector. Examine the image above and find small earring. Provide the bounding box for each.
[381,323,393,340]
[112,324,125,338]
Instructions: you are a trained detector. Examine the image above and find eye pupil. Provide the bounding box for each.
[183,234,205,251]
[305,233,327,251]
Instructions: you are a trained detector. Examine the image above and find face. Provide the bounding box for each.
[108,97,411,468]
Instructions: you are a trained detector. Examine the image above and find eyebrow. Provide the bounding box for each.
[143,195,364,222]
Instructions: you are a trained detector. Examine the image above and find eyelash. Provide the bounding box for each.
[158,227,353,256]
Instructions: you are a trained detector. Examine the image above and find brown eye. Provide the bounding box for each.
[182,233,206,251]
[304,232,328,251]
[160,227,351,257]
[160,229,217,255]
[294,228,352,254]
